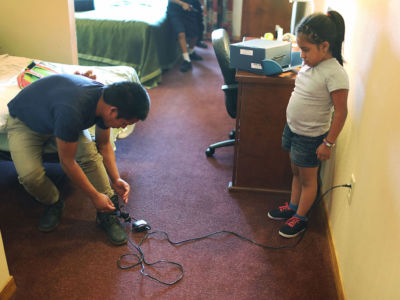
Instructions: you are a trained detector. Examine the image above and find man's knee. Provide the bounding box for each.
[18,167,45,187]
[76,133,102,165]
[18,168,59,204]
[76,149,103,171]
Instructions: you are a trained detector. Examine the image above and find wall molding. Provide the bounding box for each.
[321,202,346,300]
[0,276,16,300]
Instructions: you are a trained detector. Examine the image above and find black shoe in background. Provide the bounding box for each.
[39,198,65,232]
[189,51,203,61]
[180,60,192,72]
[196,41,208,48]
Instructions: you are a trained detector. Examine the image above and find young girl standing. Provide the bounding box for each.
[267,11,349,238]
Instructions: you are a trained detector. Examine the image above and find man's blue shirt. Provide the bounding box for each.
[8,74,106,142]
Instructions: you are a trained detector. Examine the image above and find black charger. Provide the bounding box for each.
[132,219,151,232]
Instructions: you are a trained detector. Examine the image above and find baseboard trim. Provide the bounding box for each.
[228,182,291,194]
[0,276,16,300]
[321,202,346,300]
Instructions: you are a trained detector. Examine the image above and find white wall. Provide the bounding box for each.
[316,0,400,299]
[0,231,10,293]
[232,0,243,39]
[0,0,78,64]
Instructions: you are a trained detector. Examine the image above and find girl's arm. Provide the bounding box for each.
[316,89,349,161]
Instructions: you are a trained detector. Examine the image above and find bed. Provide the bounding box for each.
[75,0,181,89]
[0,54,140,160]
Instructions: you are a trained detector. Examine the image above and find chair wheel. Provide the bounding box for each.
[205,147,215,157]
[229,130,235,139]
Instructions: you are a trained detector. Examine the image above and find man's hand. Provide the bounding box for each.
[92,193,116,213]
[112,178,130,203]
[74,70,96,80]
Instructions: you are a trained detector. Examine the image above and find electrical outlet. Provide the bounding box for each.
[347,174,356,204]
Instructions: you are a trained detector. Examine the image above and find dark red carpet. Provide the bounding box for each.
[0,43,339,300]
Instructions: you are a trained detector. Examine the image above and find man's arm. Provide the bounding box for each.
[56,138,115,212]
[95,126,130,203]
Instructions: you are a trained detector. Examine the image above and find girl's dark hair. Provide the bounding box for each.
[296,10,345,65]
[103,81,150,121]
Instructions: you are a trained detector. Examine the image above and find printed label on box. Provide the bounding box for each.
[240,49,254,56]
[251,63,262,70]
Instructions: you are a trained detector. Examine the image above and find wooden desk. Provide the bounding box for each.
[229,70,296,194]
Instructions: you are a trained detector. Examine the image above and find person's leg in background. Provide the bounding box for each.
[193,0,207,48]
[182,7,203,62]
[177,31,193,72]
[167,3,193,72]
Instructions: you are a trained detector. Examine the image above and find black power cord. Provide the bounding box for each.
[116,183,352,286]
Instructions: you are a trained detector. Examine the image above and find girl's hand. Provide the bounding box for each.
[181,2,191,10]
[316,143,332,161]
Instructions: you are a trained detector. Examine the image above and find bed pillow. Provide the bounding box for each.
[0,54,33,131]
[0,77,20,130]
[17,61,57,89]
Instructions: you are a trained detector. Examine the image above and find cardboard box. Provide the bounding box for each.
[230,39,291,74]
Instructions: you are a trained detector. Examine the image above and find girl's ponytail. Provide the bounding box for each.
[327,10,345,65]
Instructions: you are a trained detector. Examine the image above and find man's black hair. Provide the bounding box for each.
[103,81,150,120]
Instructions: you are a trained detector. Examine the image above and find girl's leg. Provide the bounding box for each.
[278,166,319,238]
[296,166,319,217]
[289,163,301,206]
[267,162,300,220]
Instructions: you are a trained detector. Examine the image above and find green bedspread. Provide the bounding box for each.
[75,0,181,88]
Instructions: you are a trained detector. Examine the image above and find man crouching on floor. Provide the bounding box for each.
[6,73,150,245]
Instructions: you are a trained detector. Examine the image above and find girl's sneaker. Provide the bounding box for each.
[267,202,296,220]
[279,216,307,238]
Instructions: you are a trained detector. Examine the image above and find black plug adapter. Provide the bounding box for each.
[132,219,151,232]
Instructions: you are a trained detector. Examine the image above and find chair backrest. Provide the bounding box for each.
[211,28,236,85]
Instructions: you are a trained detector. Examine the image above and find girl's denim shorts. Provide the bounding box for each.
[282,123,327,168]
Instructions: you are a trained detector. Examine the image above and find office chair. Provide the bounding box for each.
[205,28,238,157]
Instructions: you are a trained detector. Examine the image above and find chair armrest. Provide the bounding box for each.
[222,83,238,92]
[221,84,238,119]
